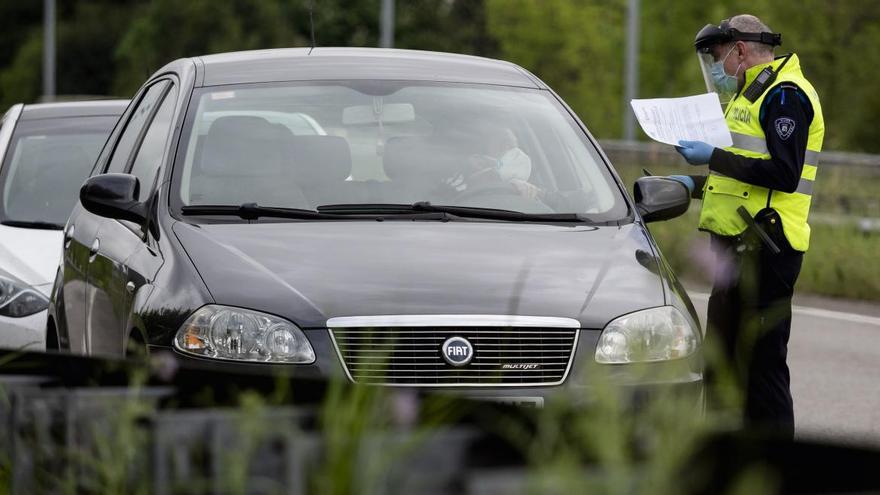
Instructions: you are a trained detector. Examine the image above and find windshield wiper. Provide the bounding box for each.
[181,203,453,222]
[1,220,64,230]
[183,202,593,224]
[317,202,594,223]
[181,203,339,220]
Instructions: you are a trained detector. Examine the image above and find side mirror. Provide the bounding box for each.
[633,176,690,223]
[80,173,147,224]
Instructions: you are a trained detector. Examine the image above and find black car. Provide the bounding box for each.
[48,48,701,402]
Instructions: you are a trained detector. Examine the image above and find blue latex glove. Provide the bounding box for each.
[667,175,695,194]
[675,140,714,165]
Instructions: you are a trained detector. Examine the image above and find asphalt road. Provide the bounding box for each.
[687,289,880,447]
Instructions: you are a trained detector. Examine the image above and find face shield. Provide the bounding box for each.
[693,21,783,105]
[696,44,738,105]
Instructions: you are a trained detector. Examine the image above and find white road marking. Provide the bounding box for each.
[688,292,880,327]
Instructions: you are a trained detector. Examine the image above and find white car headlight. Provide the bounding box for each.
[173,305,315,364]
[0,275,49,318]
[595,306,698,364]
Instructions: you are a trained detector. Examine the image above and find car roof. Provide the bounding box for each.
[19,99,129,121]
[196,47,543,89]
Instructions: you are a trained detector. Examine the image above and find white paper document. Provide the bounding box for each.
[630,93,732,148]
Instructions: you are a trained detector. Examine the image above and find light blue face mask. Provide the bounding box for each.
[710,46,741,94]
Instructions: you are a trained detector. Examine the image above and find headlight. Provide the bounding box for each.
[0,275,49,318]
[595,306,698,364]
[173,305,315,364]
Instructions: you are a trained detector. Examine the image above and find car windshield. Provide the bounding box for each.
[176,81,628,221]
[0,115,117,227]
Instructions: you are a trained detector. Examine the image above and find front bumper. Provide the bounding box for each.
[0,310,47,351]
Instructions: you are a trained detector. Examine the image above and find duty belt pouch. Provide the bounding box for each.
[753,207,789,252]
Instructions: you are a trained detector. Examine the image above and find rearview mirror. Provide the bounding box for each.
[80,173,147,224]
[633,176,690,223]
[342,103,415,125]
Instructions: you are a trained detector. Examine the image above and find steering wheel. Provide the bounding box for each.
[453,181,522,203]
[451,165,522,202]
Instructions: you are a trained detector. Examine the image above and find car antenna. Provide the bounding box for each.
[308,0,317,55]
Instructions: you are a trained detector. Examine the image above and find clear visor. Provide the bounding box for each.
[696,49,736,105]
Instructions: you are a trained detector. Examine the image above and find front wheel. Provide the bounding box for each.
[45,319,60,351]
[125,329,150,361]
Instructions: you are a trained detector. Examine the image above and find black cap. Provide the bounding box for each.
[694,19,782,53]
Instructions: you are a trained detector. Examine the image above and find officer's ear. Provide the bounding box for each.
[735,40,748,61]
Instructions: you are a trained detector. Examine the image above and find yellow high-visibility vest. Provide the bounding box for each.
[699,53,825,252]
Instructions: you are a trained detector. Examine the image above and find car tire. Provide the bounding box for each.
[45,319,60,351]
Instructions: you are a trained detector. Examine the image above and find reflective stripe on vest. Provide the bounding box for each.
[730,131,822,166]
[698,53,825,252]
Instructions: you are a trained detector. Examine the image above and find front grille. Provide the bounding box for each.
[330,327,579,386]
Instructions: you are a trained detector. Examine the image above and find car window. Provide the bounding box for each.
[202,111,325,136]
[106,80,170,174]
[0,116,119,227]
[128,86,178,202]
[175,81,628,221]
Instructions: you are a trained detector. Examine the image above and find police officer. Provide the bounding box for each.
[669,14,825,437]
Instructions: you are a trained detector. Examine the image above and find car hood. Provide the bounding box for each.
[172,220,667,329]
[0,224,61,294]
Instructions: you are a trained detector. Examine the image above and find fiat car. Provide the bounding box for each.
[48,48,700,402]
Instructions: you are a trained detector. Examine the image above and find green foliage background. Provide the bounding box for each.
[2,0,878,151]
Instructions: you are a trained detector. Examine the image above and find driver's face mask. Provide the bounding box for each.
[711,45,742,94]
[495,147,532,181]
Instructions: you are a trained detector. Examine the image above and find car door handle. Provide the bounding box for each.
[88,238,100,262]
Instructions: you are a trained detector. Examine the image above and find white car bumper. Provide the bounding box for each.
[0,310,47,351]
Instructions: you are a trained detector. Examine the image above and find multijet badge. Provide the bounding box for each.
[441,336,474,367]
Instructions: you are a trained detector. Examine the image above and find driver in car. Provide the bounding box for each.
[448,128,544,200]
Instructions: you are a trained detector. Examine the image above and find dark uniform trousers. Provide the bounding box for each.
[706,233,804,437]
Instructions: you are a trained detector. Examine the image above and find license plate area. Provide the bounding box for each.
[471,396,544,408]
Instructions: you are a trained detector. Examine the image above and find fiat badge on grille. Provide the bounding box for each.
[441,336,474,367]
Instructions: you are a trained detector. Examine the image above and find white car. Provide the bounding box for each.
[0,100,127,350]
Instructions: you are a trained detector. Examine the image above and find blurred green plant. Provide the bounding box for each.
[0,330,799,495]
[63,366,152,495]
